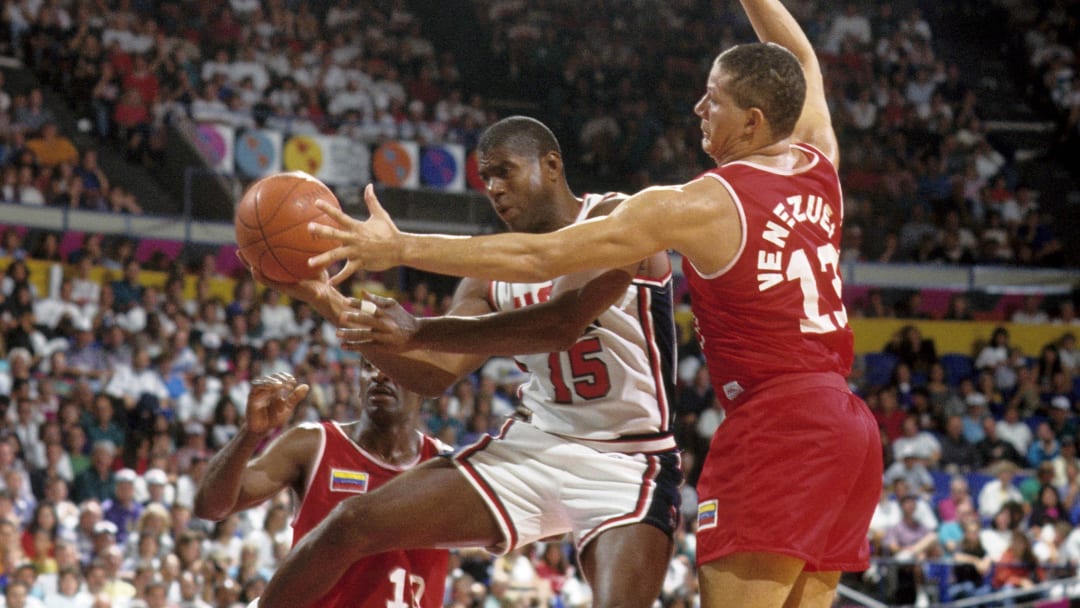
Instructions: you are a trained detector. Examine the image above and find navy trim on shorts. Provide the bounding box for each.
[642,451,683,536]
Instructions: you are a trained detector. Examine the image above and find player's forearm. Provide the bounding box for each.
[357,351,466,397]
[411,269,631,355]
[412,309,575,355]
[739,0,816,65]
[193,429,264,521]
[397,232,580,283]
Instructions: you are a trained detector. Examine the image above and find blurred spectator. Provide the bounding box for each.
[72,441,118,504]
[939,415,979,473]
[884,324,938,375]
[977,416,1026,469]
[24,123,78,169]
[1013,295,1050,324]
[991,531,1044,597]
[882,494,938,605]
[14,89,54,134]
[978,461,1024,521]
[1028,421,1062,468]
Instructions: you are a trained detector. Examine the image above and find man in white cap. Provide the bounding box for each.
[90,520,119,564]
[1048,395,1078,439]
[102,468,142,544]
[137,468,173,508]
[977,460,1024,520]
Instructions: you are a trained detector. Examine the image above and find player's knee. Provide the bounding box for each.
[590,574,662,608]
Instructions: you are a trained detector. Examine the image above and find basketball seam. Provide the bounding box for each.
[246,207,332,243]
[255,179,309,281]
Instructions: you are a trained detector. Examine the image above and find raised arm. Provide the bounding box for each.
[739,0,838,166]
[194,374,312,521]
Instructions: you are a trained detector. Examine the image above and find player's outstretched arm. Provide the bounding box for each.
[194,373,311,521]
[739,0,838,165]
[309,182,728,282]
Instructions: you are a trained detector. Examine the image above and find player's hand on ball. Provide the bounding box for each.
[238,251,338,316]
[245,373,309,436]
[308,184,403,282]
[337,294,419,351]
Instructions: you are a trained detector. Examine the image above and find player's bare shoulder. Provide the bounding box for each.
[668,176,742,276]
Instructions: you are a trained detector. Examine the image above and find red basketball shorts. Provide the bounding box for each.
[694,372,882,572]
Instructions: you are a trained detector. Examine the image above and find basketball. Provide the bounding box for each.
[235,172,342,283]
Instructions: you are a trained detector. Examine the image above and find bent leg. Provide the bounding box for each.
[783,570,840,608]
[262,458,501,608]
[699,552,805,608]
[334,457,503,551]
[580,523,673,608]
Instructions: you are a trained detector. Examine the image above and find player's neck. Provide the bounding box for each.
[350,418,420,466]
[717,137,796,168]
[547,191,584,232]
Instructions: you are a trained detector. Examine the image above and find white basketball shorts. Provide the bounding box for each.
[451,419,681,554]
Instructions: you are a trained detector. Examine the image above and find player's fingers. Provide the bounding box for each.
[235,250,251,270]
[271,372,294,386]
[313,200,355,227]
[307,245,348,271]
[327,261,356,286]
[337,328,376,344]
[345,297,378,315]
[286,383,310,404]
[367,293,398,308]
[307,221,352,243]
[363,184,391,220]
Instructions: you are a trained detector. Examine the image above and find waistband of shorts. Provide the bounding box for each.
[727,371,850,407]
[553,432,678,454]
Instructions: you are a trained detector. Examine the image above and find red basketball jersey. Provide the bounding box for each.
[684,143,854,403]
[291,422,450,608]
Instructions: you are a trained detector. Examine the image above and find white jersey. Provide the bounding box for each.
[487,194,677,453]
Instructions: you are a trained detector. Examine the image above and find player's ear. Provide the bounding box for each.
[541,151,563,179]
[744,107,766,137]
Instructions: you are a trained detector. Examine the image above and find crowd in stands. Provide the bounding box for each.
[1001,0,1080,158]
[0,75,145,215]
[471,0,1072,269]
[0,0,1076,606]
[0,226,708,607]
[1,0,1074,271]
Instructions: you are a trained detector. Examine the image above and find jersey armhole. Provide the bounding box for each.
[292,423,328,529]
[688,173,747,280]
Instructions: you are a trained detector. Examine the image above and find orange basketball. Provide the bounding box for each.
[235,172,342,283]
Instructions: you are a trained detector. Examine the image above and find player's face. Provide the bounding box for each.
[478,147,554,234]
[358,360,404,411]
[694,65,746,162]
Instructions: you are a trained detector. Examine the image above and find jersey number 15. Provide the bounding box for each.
[548,336,612,403]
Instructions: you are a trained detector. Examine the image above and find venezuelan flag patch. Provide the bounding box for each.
[329,469,369,494]
[697,500,718,530]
